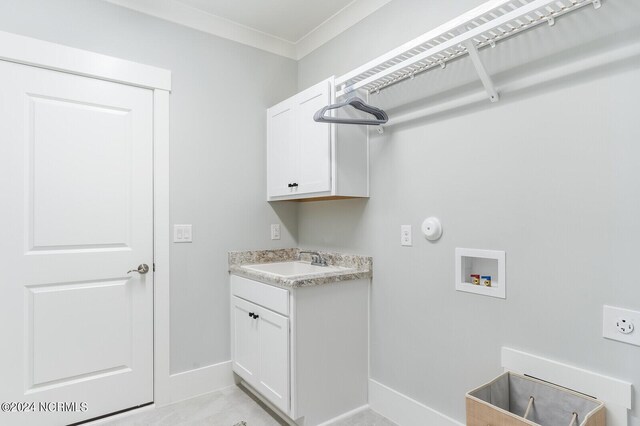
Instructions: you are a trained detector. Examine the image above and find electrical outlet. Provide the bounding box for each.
[173,224,192,243]
[603,305,640,346]
[271,224,281,240]
[616,318,634,334]
[401,225,412,246]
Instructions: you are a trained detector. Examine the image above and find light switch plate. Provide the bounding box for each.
[401,225,412,246]
[173,224,192,243]
[603,305,640,346]
[271,224,281,240]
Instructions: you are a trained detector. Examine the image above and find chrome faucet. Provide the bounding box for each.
[299,251,328,267]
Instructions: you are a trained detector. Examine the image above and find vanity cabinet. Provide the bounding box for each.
[230,274,369,425]
[266,76,369,201]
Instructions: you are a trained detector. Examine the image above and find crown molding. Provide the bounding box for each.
[104,0,393,60]
[295,0,392,59]
[104,0,297,59]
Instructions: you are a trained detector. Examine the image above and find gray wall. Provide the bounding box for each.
[0,0,299,374]
[297,0,640,423]
[2,0,639,423]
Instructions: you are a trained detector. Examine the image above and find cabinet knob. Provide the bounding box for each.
[287,183,293,188]
[248,312,254,317]
[291,183,298,187]
[253,314,259,319]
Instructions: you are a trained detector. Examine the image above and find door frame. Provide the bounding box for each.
[0,30,174,407]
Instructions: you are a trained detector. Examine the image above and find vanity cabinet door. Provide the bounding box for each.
[232,294,290,414]
[257,307,290,414]
[231,297,260,387]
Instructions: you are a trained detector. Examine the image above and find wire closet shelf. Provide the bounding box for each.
[334,0,601,99]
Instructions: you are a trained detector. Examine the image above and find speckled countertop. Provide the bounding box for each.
[228,248,372,289]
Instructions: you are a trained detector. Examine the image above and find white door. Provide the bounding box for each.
[0,59,154,425]
[257,306,289,414]
[295,79,332,195]
[231,296,260,385]
[267,101,296,198]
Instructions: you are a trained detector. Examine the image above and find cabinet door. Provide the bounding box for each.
[231,297,259,387]
[267,101,296,198]
[257,307,290,414]
[294,79,332,195]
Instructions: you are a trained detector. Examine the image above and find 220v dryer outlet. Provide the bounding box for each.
[603,305,640,346]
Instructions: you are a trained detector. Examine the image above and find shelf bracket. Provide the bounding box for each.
[463,40,499,103]
[342,83,357,99]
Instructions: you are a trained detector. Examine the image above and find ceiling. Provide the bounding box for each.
[104,0,392,59]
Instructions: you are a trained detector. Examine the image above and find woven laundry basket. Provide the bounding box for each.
[466,372,605,426]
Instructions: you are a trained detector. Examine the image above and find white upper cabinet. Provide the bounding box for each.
[294,81,332,195]
[266,76,369,201]
[267,102,295,198]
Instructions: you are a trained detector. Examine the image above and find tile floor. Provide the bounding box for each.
[102,385,397,426]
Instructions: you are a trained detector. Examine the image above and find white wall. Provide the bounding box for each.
[297,0,640,424]
[0,0,299,374]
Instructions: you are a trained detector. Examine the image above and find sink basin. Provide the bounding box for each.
[242,261,350,277]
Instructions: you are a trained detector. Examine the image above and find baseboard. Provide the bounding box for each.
[168,360,235,404]
[316,404,370,426]
[368,379,463,426]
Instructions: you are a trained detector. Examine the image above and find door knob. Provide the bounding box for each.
[128,264,150,274]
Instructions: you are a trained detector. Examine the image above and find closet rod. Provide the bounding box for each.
[383,39,640,127]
